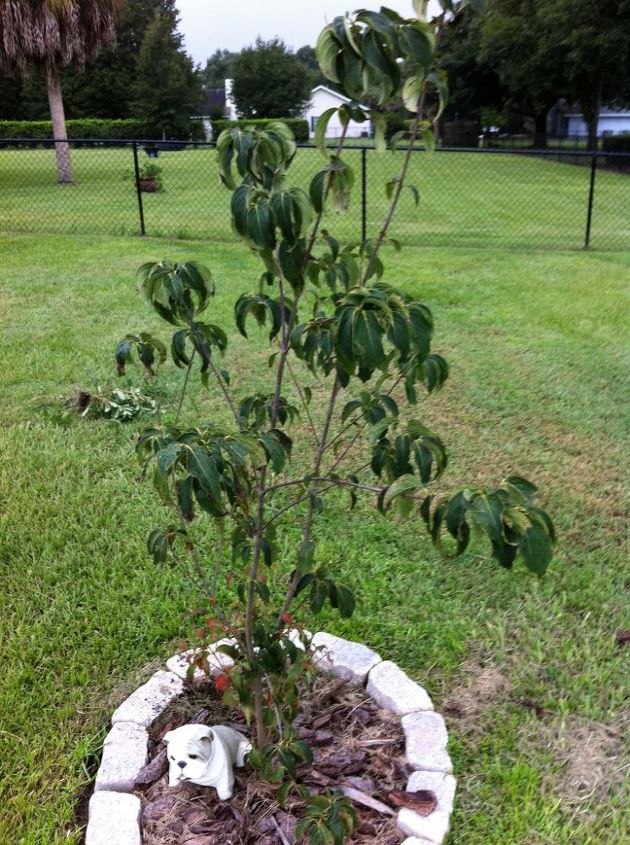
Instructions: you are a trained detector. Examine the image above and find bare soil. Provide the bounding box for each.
[137,676,413,845]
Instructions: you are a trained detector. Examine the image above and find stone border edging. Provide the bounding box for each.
[86,633,455,845]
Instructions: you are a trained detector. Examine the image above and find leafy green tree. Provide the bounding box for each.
[202,48,237,89]
[231,38,312,119]
[0,0,180,122]
[295,45,326,89]
[439,9,506,123]
[541,0,630,150]
[0,0,119,181]
[114,11,555,841]
[480,0,565,147]
[133,13,203,139]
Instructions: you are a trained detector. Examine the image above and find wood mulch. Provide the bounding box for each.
[136,675,426,845]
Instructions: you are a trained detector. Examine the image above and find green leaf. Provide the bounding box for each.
[520,523,554,575]
[383,474,423,510]
[157,442,181,475]
[371,112,387,153]
[115,338,132,375]
[407,184,420,206]
[297,539,316,574]
[335,584,356,618]
[310,168,328,214]
[247,199,275,249]
[187,446,220,500]
[412,0,428,18]
[504,476,538,505]
[315,107,338,158]
[400,23,434,68]
[403,75,424,113]
[316,26,341,83]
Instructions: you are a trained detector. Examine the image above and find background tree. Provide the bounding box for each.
[541,0,630,151]
[201,48,237,89]
[295,45,326,89]
[0,0,180,121]
[231,38,312,119]
[0,0,120,182]
[133,13,203,139]
[439,8,506,124]
[480,0,565,147]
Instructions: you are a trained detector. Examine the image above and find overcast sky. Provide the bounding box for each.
[175,1,424,64]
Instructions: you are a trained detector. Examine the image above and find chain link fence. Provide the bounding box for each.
[1,138,629,250]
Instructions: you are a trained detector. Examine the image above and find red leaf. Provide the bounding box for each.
[281,612,293,625]
[215,673,229,692]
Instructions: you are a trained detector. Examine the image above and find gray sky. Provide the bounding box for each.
[175,0,424,64]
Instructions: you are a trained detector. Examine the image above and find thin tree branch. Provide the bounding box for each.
[276,378,341,625]
[286,357,319,448]
[208,357,241,428]
[363,92,427,282]
[174,349,196,424]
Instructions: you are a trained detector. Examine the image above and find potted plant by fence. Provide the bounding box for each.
[113,2,556,841]
[126,159,164,193]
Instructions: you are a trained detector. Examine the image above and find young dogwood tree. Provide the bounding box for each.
[116,2,555,840]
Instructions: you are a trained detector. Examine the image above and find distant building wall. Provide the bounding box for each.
[304,87,371,138]
[566,112,630,136]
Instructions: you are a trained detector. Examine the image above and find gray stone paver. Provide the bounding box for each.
[401,711,452,772]
[311,631,382,684]
[111,670,183,727]
[366,660,433,714]
[397,770,457,843]
[94,722,148,793]
[86,791,141,845]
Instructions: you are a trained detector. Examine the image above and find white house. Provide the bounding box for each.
[565,109,630,137]
[219,81,372,139]
[304,85,372,139]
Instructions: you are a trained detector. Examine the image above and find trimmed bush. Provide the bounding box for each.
[211,117,309,143]
[0,118,205,144]
[602,134,630,169]
[442,121,480,148]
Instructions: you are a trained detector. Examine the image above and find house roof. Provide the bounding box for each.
[309,84,370,114]
[566,110,630,118]
[198,88,226,115]
[311,84,353,104]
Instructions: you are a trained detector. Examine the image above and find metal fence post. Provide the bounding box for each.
[132,140,146,237]
[361,147,367,243]
[584,153,597,249]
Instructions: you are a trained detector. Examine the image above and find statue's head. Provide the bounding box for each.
[163,724,216,786]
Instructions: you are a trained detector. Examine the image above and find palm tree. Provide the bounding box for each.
[0,0,120,182]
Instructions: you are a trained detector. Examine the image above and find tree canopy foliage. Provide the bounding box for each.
[231,38,312,119]
[132,13,202,138]
[201,48,236,89]
[480,0,630,146]
[0,0,186,120]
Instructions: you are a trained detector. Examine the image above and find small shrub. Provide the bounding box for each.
[108,5,556,842]
[211,117,309,142]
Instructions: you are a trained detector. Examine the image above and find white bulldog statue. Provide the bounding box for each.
[163,723,251,799]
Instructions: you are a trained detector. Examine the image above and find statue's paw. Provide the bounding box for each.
[216,788,233,801]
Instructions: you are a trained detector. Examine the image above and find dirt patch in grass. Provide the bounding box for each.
[139,676,412,845]
[541,713,629,809]
[442,659,513,736]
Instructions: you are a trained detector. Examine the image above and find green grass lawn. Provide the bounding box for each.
[0,233,628,845]
[1,144,629,250]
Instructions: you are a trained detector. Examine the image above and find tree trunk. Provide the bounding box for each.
[586,114,599,153]
[46,65,73,184]
[532,111,547,149]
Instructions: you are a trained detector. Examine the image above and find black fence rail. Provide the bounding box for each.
[1,138,629,251]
